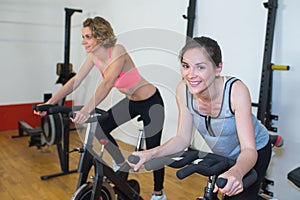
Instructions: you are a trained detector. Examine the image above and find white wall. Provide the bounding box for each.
[0,0,83,104]
[1,0,299,199]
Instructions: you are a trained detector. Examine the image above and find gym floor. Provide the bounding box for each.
[0,129,213,200]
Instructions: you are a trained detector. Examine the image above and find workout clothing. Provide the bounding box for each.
[187,76,272,199]
[95,47,141,91]
[223,139,271,200]
[186,77,270,160]
[96,88,165,191]
[113,68,141,90]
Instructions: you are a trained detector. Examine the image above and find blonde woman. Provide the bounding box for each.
[34,16,166,200]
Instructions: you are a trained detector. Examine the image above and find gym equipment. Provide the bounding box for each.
[71,108,146,200]
[253,0,289,133]
[56,8,82,85]
[287,167,300,189]
[12,8,82,179]
[183,0,197,38]
[250,0,289,198]
[48,105,145,200]
[12,93,51,147]
[129,149,257,200]
[13,8,82,146]
[32,104,78,180]
[135,122,145,152]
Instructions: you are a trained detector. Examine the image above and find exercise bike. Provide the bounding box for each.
[32,104,78,180]
[46,105,145,200]
[129,149,257,200]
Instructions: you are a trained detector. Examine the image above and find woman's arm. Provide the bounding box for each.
[216,80,258,196]
[158,80,194,155]
[73,45,126,123]
[131,80,194,170]
[34,54,94,117]
[231,81,257,176]
[47,53,95,105]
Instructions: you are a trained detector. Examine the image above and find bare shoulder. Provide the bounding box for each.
[230,78,251,111]
[231,79,249,93]
[82,52,96,67]
[112,44,127,56]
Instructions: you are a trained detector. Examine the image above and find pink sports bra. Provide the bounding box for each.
[96,47,141,91]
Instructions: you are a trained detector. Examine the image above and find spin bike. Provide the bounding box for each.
[45,105,145,200]
[129,149,257,200]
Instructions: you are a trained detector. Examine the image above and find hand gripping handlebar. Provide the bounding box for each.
[128,149,257,189]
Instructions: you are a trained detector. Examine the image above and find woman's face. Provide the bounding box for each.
[181,47,221,95]
[81,27,99,53]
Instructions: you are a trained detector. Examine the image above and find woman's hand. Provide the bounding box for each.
[70,109,90,124]
[214,167,244,196]
[33,103,48,117]
[128,150,154,172]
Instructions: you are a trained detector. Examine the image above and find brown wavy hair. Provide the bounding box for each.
[179,36,222,68]
[83,16,117,48]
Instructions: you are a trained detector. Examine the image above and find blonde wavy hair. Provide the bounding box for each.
[83,16,117,48]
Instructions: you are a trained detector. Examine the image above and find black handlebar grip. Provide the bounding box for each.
[48,105,83,114]
[48,106,70,114]
[128,155,140,164]
[32,104,55,111]
[144,157,175,171]
[94,108,109,117]
[176,163,200,180]
[216,177,227,188]
[128,152,188,172]
[167,151,200,168]
[68,112,98,123]
[69,112,76,119]
[68,108,109,123]
[216,169,257,189]
[242,169,257,189]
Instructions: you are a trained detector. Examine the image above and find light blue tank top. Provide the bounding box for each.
[187,77,269,160]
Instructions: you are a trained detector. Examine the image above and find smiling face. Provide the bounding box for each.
[81,27,99,53]
[181,47,222,95]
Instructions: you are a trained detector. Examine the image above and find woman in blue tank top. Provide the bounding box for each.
[131,36,271,199]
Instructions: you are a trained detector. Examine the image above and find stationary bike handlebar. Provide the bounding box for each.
[68,108,109,123]
[33,104,109,123]
[33,104,83,113]
[128,149,257,189]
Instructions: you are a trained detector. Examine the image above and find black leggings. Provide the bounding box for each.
[224,139,272,200]
[96,89,165,191]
